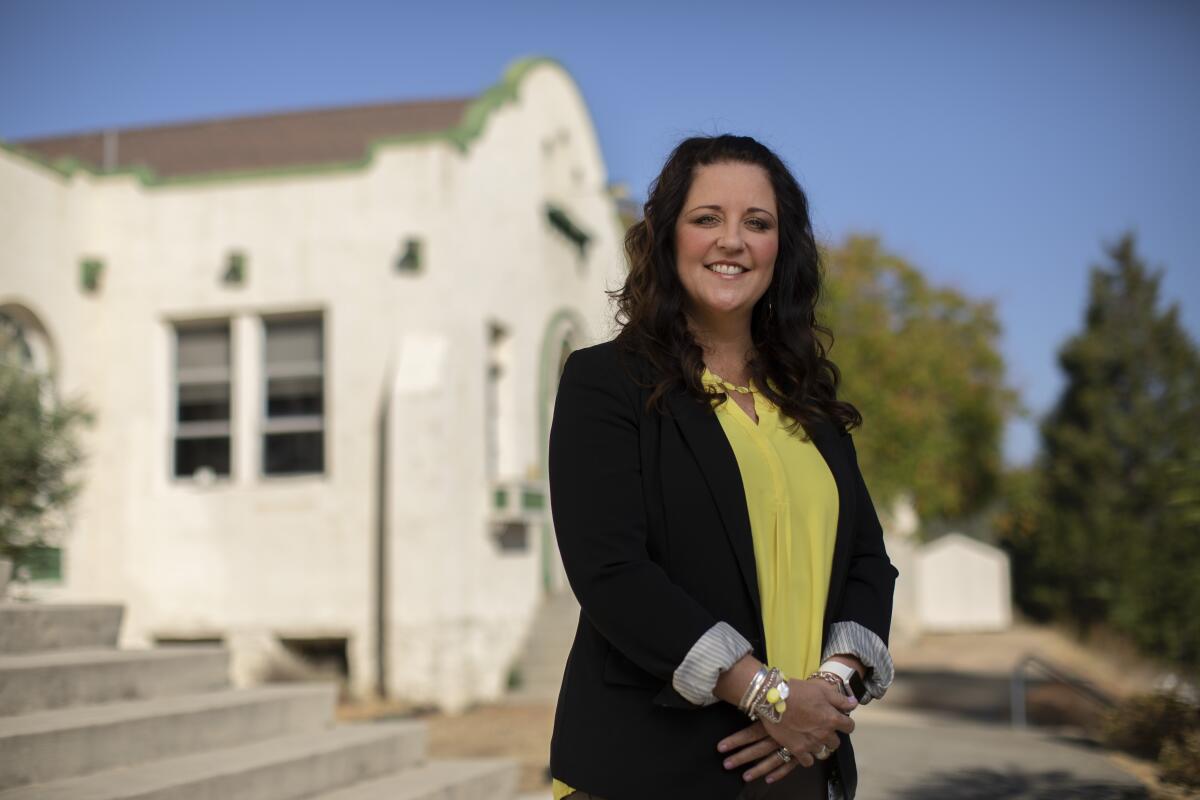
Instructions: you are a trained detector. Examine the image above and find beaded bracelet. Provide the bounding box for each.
[740,666,789,723]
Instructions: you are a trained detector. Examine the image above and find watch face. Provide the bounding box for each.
[848,672,868,702]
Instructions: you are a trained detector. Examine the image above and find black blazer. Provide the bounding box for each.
[548,340,897,800]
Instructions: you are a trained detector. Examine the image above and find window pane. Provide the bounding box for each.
[267,376,322,417]
[175,436,231,477]
[263,315,324,476]
[178,326,230,370]
[265,318,322,365]
[264,432,324,475]
[178,382,231,422]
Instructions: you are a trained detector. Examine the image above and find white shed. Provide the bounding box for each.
[914,532,1013,632]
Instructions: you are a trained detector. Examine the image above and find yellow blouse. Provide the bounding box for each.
[552,370,839,799]
[702,368,839,680]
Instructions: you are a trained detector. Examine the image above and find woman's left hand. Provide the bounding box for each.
[717,720,808,784]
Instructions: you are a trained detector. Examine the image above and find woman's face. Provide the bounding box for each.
[673,160,778,331]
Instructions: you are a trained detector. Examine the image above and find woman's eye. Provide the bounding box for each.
[694,214,719,225]
[746,218,772,231]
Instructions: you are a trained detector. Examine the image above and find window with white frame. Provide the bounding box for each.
[173,321,232,479]
[262,314,324,475]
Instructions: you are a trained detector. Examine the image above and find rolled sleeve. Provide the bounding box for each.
[822,620,895,703]
[672,621,754,706]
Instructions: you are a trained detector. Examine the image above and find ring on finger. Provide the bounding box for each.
[776,747,794,763]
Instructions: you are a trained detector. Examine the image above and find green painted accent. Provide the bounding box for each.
[545,203,592,257]
[223,251,246,285]
[493,487,508,510]
[396,238,422,272]
[0,56,572,189]
[19,545,62,582]
[536,308,587,590]
[521,489,545,511]
[80,258,104,293]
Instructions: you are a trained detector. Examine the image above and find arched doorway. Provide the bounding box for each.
[0,302,66,582]
[537,309,586,593]
[0,303,57,378]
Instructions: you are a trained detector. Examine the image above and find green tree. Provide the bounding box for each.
[1013,233,1200,667]
[0,314,91,570]
[820,234,1016,523]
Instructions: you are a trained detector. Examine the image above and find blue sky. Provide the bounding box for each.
[2,0,1197,465]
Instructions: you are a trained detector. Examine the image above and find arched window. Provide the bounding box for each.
[0,304,56,378]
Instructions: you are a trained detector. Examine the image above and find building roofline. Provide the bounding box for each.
[0,55,570,188]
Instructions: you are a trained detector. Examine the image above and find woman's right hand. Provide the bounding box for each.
[761,677,857,759]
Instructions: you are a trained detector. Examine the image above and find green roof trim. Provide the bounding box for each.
[0,56,569,189]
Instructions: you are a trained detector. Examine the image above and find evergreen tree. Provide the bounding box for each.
[1026,232,1200,666]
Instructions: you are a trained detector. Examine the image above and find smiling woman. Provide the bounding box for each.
[547,135,897,800]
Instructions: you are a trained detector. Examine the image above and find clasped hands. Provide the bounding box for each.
[717,676,856,785]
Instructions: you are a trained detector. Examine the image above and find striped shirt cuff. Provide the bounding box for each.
[822,621,894,704]
[671,621,754,706]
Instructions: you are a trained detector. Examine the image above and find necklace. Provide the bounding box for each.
[707,368,755,394]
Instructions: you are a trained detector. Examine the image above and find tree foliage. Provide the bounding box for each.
[0,316,91,565]
[820,234,1016,523]
[998,233,1200,668]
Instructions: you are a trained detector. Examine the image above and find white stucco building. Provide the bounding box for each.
[0,57,626,710]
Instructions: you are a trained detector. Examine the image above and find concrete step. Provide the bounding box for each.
[0,682,336,789]
[504,686,561,704]
[0,646,230,716]
[515,665,566,682]
[314,758,518,800]
[0,720,425,800]
[0,604,123,654]
[506,593,578,704]
[520,644,572,662]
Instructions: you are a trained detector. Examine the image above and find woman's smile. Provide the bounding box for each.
[705,262,750,276]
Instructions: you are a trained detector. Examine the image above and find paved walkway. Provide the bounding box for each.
[851,704,1146,799]
[514,703,1147,799]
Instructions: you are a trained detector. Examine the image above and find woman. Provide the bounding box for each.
[547,135,897,800]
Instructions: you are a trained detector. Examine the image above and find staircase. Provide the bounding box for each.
[506,592,579,705]
[0,602,517,800]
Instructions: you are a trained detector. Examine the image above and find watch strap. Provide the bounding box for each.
[818,659,869,703]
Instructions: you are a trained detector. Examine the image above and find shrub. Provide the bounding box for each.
[1160,729,1200,787]
[1102,692,1200,787]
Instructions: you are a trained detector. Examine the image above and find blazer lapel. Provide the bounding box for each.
[666,389,763,628]
[805,422,856,640]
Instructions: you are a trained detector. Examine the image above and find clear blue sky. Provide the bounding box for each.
[2,0,1197,465]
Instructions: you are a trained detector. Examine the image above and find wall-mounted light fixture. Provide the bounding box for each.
[80,258,105,294]
[396,238,422,273]
[223,251,246,286]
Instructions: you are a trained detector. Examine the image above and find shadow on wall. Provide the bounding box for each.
[893,768,1147,800]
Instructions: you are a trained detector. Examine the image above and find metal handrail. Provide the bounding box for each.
[1011,654,1114,729]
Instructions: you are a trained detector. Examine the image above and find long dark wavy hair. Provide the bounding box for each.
[612,134,861,435]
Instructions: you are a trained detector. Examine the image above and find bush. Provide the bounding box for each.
[1160,729,1200,788]
[1102,692,1200,787]
[0,362,90,566]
